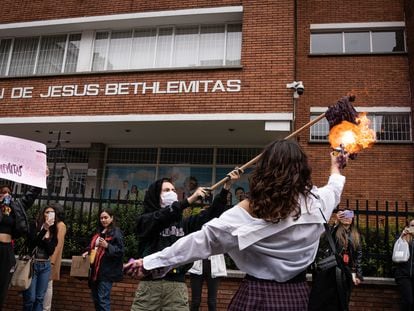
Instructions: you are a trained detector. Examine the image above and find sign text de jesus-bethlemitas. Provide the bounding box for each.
[0,79,241,99]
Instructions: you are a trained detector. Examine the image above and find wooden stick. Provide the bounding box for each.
[208,112,327,191]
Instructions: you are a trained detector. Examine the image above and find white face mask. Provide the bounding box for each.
[160,191,178,208]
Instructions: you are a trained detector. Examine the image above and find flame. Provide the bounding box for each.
[329,113,376,154]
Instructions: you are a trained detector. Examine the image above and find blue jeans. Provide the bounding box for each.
[23,260,51,311]
[91,281,113,311]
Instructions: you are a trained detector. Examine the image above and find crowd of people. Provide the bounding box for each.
[1,138,413,310]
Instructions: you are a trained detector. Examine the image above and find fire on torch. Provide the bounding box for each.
[329,112,376,168]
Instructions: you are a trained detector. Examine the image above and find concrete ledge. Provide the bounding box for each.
[62,259,396,286]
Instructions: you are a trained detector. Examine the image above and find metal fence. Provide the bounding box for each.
[15,189,414,278]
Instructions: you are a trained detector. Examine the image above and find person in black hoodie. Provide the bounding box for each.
[129,170,240,311]
[83,208,124,311]
[395,218,414,311]
[0,184,42,309]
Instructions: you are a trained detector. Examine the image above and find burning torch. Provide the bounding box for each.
[208,95,363,191]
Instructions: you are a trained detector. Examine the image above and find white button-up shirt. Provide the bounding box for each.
[144,173,345,282]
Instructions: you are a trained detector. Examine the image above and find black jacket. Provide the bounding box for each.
[316,225,363,280]
[136,183,228,282]
[0,186,42,239]
[92,227,125,283]
[27,222,57,259]
[394,238,414,279]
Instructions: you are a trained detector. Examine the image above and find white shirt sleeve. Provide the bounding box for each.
[143,216,238,271]
[316,173,346,220]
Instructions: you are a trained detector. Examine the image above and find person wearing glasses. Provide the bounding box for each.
[395,219,414,311]
[0,184,42,309]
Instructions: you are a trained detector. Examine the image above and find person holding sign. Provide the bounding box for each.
[0,184,42,309]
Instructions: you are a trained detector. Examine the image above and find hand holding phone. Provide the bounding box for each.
[48,211,55,223]
[342,210,354,219]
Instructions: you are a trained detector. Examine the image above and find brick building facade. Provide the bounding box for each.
[0,0,412,205]
[1,1,413,310]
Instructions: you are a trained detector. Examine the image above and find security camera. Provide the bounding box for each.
[286,81,304,98]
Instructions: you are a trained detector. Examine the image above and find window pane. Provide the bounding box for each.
[0,39,11,76]
[160,147,213,164]
[67,170,86,195]
[372,30,405,52]
[173,26,198,67]
[92,32,109,71]
[107,30,132,70]
[199,25,225,66]
[64,33,81,73]
[311,33,342,54]
[9,37,39,76]
[107,147,158,164]
[310,116,329,141]
[131,28,156,69]
[155,28,173,67]
[36,34,66,74]
[375,114,411,141]
[226,24,242,65]
[344,32,370,53]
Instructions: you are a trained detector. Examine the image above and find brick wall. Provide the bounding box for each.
[0,1,412,205]
[3,267,401,310]
[295,0,414,205]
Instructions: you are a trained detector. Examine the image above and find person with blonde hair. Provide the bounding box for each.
[309,208,363,311]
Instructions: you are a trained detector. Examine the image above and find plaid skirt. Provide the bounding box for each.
[228,275,310,311]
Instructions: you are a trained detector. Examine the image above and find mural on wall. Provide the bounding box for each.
[102,165,250,205]
[216,167,251,206]
[104,166,156,200]
[158,166,213,201]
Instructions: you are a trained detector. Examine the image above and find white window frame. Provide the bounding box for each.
[309,106,412,143]
[310,22,406,54]
[0,6,243,77]
[1,33,82,77]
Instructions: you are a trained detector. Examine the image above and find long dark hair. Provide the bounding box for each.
[36,204,58,238]
[97,208,117,233]
[248,139,313,223]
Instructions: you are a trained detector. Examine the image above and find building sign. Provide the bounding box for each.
[0,79,241,99]
[0,135,47,188]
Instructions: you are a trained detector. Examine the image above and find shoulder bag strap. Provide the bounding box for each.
[318,208,349,311]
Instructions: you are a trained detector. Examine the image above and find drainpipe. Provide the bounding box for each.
[292,0,298,133]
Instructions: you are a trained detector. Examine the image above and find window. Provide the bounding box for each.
[310,23,406,55]
[0,34,81,77]
[103,147,262,197]
[310,112,412,142]
[0,25,241,76]
[91,23,241,71]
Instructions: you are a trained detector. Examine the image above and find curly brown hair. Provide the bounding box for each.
[248,139,313,223]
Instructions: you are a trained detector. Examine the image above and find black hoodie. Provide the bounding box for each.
[135,178,229,282]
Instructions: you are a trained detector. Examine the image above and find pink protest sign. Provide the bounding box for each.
[0,135,47,188]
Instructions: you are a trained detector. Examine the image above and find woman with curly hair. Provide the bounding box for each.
[126,139,347,310]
